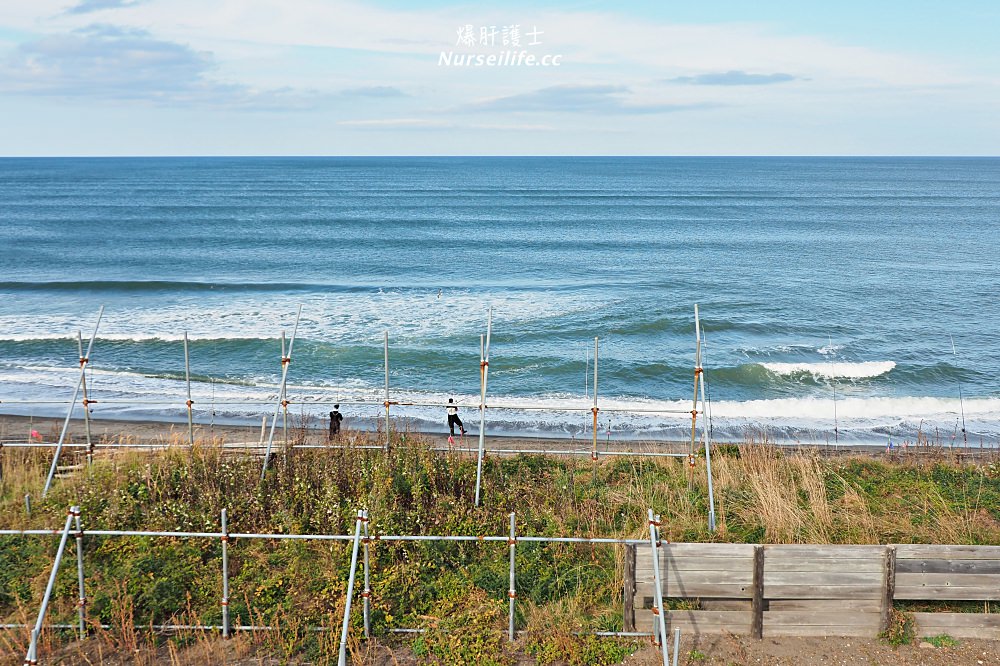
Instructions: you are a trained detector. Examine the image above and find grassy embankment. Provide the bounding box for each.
[1,429,999,664]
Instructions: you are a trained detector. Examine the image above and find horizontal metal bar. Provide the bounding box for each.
[0,529,646,545]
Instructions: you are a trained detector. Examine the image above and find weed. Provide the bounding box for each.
[924,633,959,648]
[879,608,915,646]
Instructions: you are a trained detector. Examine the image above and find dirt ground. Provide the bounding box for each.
[22,633,1000,666]
[628,634,1000,666]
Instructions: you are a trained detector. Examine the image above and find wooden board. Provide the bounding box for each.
[635,555,753,572]
[764,625,878,638]
[631,541,1000,637]
[700,600,752,611]
[764,611,880,627]
[767,599,881,612]
[765,558,884,573]
[765,545,886,559]
[763,584,882,600]
[636,582,754,600]
[762,571,882,587]
[896,559,1000,575]
[894,586,1000,601]
[896,573,1000,589]
[913,613,1000,640]
[633,609,750,636]
[895,544,1000,560]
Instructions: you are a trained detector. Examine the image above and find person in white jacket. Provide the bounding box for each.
[446,398,466,436]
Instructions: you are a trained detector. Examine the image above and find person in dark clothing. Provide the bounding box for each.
[329,405,343,438]
[446,398,466,436]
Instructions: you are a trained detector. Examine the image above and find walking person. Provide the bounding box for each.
[329,404,343,439]
[446,398,466,437]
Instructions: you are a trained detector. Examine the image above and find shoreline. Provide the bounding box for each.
[1,413,988,458]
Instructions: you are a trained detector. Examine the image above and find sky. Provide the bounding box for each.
[0,1,998,155]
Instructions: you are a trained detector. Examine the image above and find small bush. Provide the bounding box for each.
[879,608,915,646]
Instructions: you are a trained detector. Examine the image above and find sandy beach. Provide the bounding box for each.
[0,413,958,459]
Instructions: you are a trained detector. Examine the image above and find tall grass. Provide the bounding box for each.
[2,430,999,663]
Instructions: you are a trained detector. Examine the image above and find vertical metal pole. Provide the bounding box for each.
[383,331,390,452]
[77,332,93,459]
[338,510,364,666]
[260,305,302,478]
[73,509,86,639]
[671,627,681,666]
[647,509,671,666]
[281,332,288,448]
[688,305,701,492]
[362,509,371,640]
[25,494,31,516]
[696,312,716,532]
[221,509,230,638]
[184,332,195,447]
[475,308,492,506]
[44,307,104,496]
[507,511,516,641]
[591,337,599,461]
[25,506,77,664]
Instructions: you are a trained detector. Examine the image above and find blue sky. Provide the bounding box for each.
[0,1,997,155]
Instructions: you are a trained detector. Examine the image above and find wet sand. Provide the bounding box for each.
[0,413,964,460]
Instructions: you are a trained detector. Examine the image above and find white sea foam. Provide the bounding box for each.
[0,290,606,344]
[760,361,896,379]
[3,363,999,443]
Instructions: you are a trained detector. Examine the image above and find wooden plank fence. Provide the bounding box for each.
[625,543,1000,639]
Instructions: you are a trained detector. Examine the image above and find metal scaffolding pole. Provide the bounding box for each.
[362,511,372,640]
[24,506,77,664]
[696,310,717,532]
[184,332,195,447]
[44,308,104,497]
[474,308,492,506]
[688,305,702,493]
[221,509,230,638]
[73,510,86,639]
[591,336,599,461]
[383,332,390,452]
[337,510,365,666]
[507,512,516,641]
[260,305,302,478]
[76,332,93,461]
[647,509,671,666]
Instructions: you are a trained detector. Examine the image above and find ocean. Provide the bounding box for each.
[1,156,998,444]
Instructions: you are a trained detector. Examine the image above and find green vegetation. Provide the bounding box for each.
[924,633,960,648]
[879,608,916,646]
[1,433,999,663]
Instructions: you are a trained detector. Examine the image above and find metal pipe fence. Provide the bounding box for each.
[4,505,672,665]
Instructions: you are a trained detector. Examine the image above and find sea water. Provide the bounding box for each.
[1,157,998,444]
